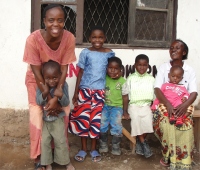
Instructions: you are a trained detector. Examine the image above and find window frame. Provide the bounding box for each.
[31,0,177,48]
[128,0,177,48]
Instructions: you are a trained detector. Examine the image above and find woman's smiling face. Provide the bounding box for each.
[169,41,186,61]
[43,7,65,38]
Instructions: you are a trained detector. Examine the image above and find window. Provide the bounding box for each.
[32,0,177,48]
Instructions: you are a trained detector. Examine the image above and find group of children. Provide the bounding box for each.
[37,26,191,168]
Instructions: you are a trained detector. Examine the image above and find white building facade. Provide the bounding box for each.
[0,0,200,110]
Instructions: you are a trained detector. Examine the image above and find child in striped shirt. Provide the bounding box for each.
[122,54,155,158]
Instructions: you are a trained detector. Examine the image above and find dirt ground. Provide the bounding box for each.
[0,132,200,170]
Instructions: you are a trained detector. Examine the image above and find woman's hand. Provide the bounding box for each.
[54,84,63,99]
[174,102,188,118]
[40,82,49,99]
[175,92,197,118]
[44,97,63,116]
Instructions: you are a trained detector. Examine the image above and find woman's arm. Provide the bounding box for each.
[175,92,197,117]
[30,65,44,91]
[175,67,198,117]
[72,68,83,106]
[58,65,68,88]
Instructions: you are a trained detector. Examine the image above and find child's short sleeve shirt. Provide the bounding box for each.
[105,75,126,107]
[77,48,115,90]
[122,72,155,106]
[151,82,190,109]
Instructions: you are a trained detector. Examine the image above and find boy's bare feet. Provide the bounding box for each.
[66,162,75,170]
[46,164,52,170]
[36,167,46,170]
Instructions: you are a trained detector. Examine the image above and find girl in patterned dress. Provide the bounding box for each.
[68,26,115,162]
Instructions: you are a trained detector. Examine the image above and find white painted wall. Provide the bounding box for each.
[0,0,200,109]
[0,0,31,109]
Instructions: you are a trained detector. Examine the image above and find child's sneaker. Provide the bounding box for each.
[99,139,108,153]
[169,115,176,124]
[141,140,153,158]
[99,133,108,153]
[111,136,121,155]
[135,138,144,155]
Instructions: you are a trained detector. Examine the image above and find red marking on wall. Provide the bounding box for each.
[66,63,157,78]
[66,63,79,78]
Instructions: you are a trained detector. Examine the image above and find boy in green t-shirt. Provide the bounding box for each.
[99,57,129,155]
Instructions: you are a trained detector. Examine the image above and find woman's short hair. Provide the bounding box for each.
[43,4,66,19]
[174,39,189,60]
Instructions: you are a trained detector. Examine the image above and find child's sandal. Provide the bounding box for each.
[74,150,87,162]
[90,150,101,162]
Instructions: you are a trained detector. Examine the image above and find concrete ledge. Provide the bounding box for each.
[193,110,200,117]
